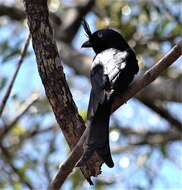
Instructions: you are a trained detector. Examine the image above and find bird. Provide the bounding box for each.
[76,19,139,168]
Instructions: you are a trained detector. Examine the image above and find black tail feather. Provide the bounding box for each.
[76,99,114,168]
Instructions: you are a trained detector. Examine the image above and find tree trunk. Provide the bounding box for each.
[23,0,102,186]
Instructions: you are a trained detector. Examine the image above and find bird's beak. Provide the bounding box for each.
[81,40,92,48]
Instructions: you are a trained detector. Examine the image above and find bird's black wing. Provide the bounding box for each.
[84,56,114,167]
[87,48,128,119]
[87,63,106,119]
[76,49,131,168]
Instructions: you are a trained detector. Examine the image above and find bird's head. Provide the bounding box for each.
[81,19,129,54]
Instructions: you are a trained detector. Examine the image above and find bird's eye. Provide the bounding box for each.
[98,32,103,38]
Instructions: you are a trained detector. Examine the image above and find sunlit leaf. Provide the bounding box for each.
[13,181,21,190]
[160,145,168,157]
[79,109,87,120]
[11,122,26,136]
[2,48,21,63]
[70,169,84,190]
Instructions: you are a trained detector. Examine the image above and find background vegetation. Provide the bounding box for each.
[0,0,181,189]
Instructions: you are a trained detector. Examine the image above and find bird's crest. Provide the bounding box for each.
[82,19,92,38]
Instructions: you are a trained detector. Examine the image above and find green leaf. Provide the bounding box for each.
[70,169,84,190]
[79,109,87,120]
[13,181,21,190]
[0,76,7,90]
[2,48,21,63]
[11,122,26,136]
[160,145,168,157]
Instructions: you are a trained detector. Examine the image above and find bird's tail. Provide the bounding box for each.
[76,99,114,168]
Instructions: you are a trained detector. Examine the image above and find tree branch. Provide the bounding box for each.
[0,93,39,138]
[112,130,182,154]
[0,4,62,24]
[140,98,182,131]
[58,0,95,43]
[0,142,33,189]
[137,78,182,103]
[51,41,182,189]
[0,34,30,117]
[0,5,25,20]
[0,2,94,44]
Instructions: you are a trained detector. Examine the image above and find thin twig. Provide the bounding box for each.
[0,34,31,117]
[0,93,39,138]
[26,125,57,139]
[44,136,56,183]
[140,98,182,131]
[112,130,182,154]
[0,142,33,189]
[4,125,56,153]
[50,42,182,189]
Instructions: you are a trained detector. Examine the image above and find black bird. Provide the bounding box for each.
[76,20,139,168]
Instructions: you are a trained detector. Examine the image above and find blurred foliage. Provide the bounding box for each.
[0,0,181,190]
[29,97,51,116]
[0,76,7,90]
[95,0,182,67]
[79,109,87,121]
[70,169,85,190]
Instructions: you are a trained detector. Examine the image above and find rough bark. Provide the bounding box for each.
[23,0,102,186]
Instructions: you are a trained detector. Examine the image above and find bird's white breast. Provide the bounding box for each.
[92,48,127,78]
